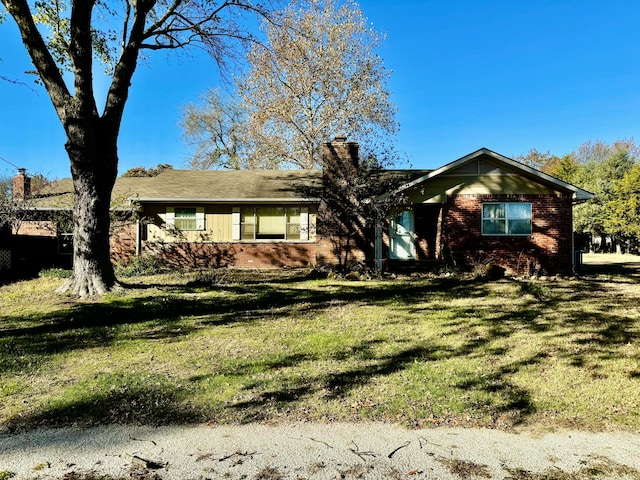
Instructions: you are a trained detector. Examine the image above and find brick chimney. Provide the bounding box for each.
[321,136,360,182]
[13,168,31,201]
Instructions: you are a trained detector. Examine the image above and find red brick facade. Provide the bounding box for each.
[141,241,316,269]
[110,223,137,266]
[12,170,31,201]
[315,236,367,267]
[13,220,56,237]
[442,194,574,275]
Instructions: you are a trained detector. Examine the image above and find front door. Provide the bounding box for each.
[390,210,415,259]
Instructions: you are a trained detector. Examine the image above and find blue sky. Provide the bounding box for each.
[1,0,639,180]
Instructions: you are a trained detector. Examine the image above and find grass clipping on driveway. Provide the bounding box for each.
[1,256,639,432]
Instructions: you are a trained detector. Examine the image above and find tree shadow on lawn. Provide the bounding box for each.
[581,257,640,283]
[7,372,201,431]
[223,340,464,423]
[0,277,487,378]
[1,276,485,356]
[2,273,638,430]
[219,338,539,427]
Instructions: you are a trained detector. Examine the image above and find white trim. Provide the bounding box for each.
[137,197,319,203]
[375,223,383,271]
[300,207,309,241]
[231,207,241,241]
[195,206,205,230]
[135,218,141,256]
[165,206,175,228]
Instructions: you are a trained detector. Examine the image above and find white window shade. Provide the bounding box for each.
[257,207,286,235]
[166,206,205,231]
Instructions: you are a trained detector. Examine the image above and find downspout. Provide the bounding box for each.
[571,218,575,273]
[135,217,141,257]
[571,196,577,273]
[436,202,445,260]
[375,222,382,271]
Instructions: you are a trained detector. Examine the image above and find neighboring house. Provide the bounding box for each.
[11,138,593,275]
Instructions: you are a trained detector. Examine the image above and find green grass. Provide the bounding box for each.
[1,255,639,432]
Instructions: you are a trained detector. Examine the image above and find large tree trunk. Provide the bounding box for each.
[4,0,267,296]
[57,123,119,296]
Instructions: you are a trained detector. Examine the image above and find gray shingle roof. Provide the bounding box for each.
[28,169,324,209]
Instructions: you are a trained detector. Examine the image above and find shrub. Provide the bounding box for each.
[39,268,72,279]
[192,268,229,286]
[115,254,164,277]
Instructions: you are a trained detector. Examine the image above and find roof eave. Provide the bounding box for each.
[134,197,321,204]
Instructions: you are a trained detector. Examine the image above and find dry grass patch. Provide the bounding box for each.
[503,456,640,480]
[436,457,492,479]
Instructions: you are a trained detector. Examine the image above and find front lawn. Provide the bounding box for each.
[1,255,639,432]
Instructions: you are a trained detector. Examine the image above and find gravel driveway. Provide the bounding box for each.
[2,423,640,479]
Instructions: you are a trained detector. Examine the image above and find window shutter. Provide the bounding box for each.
[196,207,205,230]
[232,207,241,240]
[300,207,309,240]
[165,207,175,228]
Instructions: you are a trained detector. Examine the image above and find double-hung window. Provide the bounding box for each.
[166,207,205,231]
[482,202,532,235]
[174,207,197,230]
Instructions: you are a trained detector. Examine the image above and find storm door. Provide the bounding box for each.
[390,209,415,259]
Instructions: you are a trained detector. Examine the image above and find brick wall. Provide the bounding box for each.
[442,194,573,275]
[110,223,137,265]
[315,235,367,267]
[14,220,56,237]
[141,241,316,269]
[12,171,30,201]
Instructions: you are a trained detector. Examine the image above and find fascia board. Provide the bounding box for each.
[135,197,321,204]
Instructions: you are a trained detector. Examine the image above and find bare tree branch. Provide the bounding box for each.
[1,0,72,121]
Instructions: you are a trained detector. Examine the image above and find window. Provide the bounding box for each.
[175,207,197,230]
[238,207,306,241]
[166,207,205,231]
[58,233,73,255]
[482,202,532,235]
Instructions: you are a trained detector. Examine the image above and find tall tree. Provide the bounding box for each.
[607,161,640,239]
[2,0,269,296]
[572,139,640,165]
[235,0,397,170]
[571,141,637,246]
[542,155,579,183]
[180,88,255,169]
[514,148,559,172]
